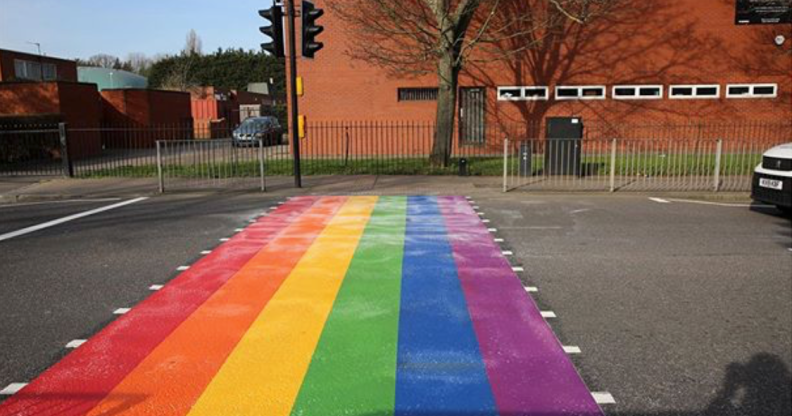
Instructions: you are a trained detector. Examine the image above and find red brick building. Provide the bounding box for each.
[297,0,792,149]
[0,48,78,82]
[0,81,102,158]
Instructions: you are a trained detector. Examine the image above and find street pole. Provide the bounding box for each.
[286,0,302,188]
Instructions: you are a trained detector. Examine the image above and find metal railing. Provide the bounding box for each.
[157,139,268,192]
[502,138,786,192]
[0,124,69,176]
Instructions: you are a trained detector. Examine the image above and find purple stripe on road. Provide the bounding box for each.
[437,196,603,416]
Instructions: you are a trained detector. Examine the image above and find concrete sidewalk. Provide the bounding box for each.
[0,175,752,204]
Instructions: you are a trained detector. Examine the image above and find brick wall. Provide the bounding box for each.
[297,0,792,146]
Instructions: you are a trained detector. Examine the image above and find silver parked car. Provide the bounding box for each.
[232,117,283,147]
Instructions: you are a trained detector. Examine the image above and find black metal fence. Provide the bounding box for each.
[1,120,790,181]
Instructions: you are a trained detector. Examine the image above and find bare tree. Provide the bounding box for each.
[126,52,152,75]
[332,0,611,165]
[159,58,198,92]
[184,29,203,56]
[87,53,120,68]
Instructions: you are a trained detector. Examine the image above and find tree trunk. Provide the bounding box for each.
[430,50,460,167]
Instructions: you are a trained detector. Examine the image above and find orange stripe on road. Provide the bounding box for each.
[85,196,347,416]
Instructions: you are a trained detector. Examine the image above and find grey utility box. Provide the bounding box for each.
[545,117,583,176]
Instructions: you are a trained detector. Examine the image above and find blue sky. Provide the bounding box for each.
[0,0,274,60]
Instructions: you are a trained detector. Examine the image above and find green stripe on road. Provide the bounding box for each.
[290,196,407,416]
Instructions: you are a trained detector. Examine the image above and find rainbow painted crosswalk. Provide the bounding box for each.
[0,196,603,416]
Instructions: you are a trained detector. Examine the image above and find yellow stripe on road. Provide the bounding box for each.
[187,196,378,416]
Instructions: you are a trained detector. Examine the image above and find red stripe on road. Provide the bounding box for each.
[0,197,319,416]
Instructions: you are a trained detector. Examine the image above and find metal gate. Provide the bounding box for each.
[459,87,486,145]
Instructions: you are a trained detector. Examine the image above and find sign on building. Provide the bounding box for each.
[736,0,792,25]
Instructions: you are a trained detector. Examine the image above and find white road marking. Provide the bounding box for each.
[65,340,87,349]
[592,392,616,404]
[667,198,774,208]
[502,251,513,256]
[220,238,230,242]
[0,198,121,209]
[525,286,538,292]
[512,267,524,272]
[649,197,671,204]
[563,346,582,354]
[477,212,485,216]
[494,238,504,243]
[177,266,190,271]
[234,228,244,232]
[541,311,557,318]
[201,250,212,255]
[248,219,257,223]
[0,383,27,395]
[482,219,491,223]
[488,228,497,232]
[0,197,149,243]
[149,285,164,291]
[113,308,131,315]
[473,206,481,209]
[788,248,792,252]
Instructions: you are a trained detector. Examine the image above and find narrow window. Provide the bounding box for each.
[556,86,606,100]
[613,85,663,100]
[523,87,548,100]
[727,84,777,98]
[670,85,719,99]
[398,88,439,102]
[497,87,523,101]
[614,87,636,97]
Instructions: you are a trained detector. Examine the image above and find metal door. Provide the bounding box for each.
[459,87,486,144]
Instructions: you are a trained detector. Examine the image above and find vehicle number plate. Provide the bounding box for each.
[759,178,783,190]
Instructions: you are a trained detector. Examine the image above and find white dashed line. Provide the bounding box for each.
[65,340,87,349]
[234,228,244,232]
[668,198,774,208]
[220,238,230,242]
[482,219,491,223]
[494,238,504,243]
[113,308,131,315]
[563,346,582,354]
[477,212,485,216]
[512,267,524,272]
[488,228,497,233]
[473,206,481,209]
[248,219,257,223]
[649,197,671,204]
[201,250,212,255]
[149,285,164,291]
[0,197,149,242]
[0,383,27,395]
[177,266,190,271]
[540,311,557,318]
[524,286,538,292]
[592,392,616,404]
[502,251,513,256]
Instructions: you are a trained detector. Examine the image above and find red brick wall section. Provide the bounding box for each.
[57,83,102,159]
[297,0,792,154]
[0,82,61,115]
[0,49,78,82]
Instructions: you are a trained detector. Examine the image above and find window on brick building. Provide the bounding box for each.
[726,83,777,98]
[612,85,663,100]
[670,84,720,99]
[14,59,43,80]
[555,85,606,100]
[398,88,439,101]
[497,86,548,101]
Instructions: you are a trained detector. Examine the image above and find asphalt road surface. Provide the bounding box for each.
[0,193,790,415]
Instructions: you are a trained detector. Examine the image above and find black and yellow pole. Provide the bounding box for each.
[286,0,302,188]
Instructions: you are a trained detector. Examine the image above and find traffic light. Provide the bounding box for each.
[301,1,324,58]
[260,5,285,58]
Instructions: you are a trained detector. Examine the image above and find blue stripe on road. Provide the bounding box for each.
[394,196,497,415]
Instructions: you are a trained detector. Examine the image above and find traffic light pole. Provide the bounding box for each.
[286,0,302,188]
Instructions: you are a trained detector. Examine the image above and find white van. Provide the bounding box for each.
[752,143,792,214]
